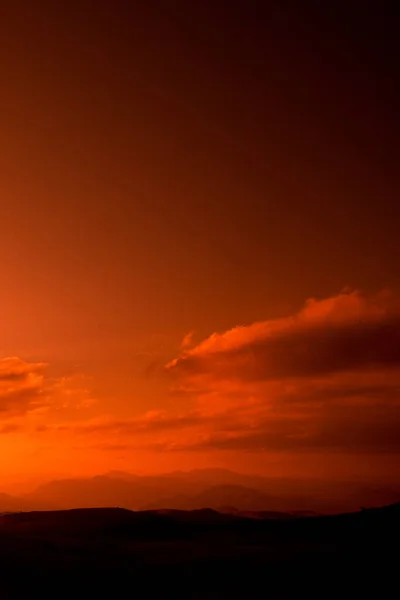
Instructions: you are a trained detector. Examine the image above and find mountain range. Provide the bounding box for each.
[2,469,400,515]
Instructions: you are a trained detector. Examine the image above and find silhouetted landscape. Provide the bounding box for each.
[0,500,398,598]
[1,470,399,597]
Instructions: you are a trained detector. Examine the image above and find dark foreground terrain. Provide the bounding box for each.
[0,503,398,599]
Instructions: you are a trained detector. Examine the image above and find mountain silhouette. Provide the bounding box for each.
[0,503,398,598]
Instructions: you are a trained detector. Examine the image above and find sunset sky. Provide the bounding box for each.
[1,2,399,489]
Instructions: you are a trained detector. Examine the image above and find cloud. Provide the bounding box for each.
[0,357,95,418]
[41,410,207,437]
[162,395,400,454]
[33,291,400,459]
[0,422,21,434]
[160,291,400,454]
[167,291,400,383]
[181,330,195,349]
[0,357,49,416]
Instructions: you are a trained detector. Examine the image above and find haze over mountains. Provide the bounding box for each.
[2,469,399,515]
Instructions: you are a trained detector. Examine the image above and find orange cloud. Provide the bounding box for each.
[26,291,400,463]
[160,291,400,454]
[42,410,205,436]
[0,422,21,434]
[0,357,95,420]
[167,290,400,383]
[0,357,49,417]
[181,331,196,349]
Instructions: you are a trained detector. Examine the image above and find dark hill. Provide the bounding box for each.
[0,503,398,598]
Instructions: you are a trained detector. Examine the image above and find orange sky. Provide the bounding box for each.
[0,2,399,488]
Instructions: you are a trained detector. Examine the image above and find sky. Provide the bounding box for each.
[0,1,399,488]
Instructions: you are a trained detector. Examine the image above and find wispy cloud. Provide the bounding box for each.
[0,357,95,419]
[180,330,196,349]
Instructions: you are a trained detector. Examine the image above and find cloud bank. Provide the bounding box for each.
[28,291,400,461]
[161,291,400,454]
[167,291,400,382]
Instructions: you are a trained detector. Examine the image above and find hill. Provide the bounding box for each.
[0,503,398,598]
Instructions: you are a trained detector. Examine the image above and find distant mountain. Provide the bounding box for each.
[0,492,42,513]
[161,468,260,485]
[29,473,208,510]
[142,484,281,511]
[29,476,155,510]
[105,471,141,481]
[20,469,400,514]
[195,484,281,511]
